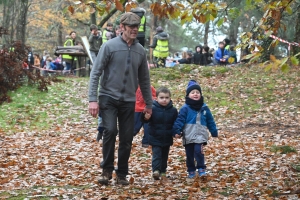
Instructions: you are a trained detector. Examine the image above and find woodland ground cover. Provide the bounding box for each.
[0,66,299,199]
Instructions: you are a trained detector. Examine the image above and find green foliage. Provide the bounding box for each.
[270,145,297,154]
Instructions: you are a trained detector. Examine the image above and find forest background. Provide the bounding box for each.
[1,0,300,64]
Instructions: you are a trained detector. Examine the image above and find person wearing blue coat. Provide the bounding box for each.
[173,80,218,178]
[214,41,229,65]
[142,87,178,180]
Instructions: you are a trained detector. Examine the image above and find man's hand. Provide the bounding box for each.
[143,107,152,116]
[89,102,99,118]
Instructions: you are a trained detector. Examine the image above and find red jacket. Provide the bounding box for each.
[135,86,156,112]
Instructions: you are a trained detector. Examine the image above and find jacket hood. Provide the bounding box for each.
[153,100,173,109]
[195,45,202,53]
[156,32,169,40]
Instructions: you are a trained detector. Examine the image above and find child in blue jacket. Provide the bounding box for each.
[142,87,178,180]
[173,80,218,178]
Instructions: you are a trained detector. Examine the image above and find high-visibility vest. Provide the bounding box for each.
[9,47,14,52]
[225,45,230,50]
[62,39,74,60]
[102,29,108,43]
[139,16,146,32]
[153,39,169,58]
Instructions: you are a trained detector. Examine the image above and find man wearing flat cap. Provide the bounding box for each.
[88,12,152,185]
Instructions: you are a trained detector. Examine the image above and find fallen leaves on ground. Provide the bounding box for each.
[0,66,300,199]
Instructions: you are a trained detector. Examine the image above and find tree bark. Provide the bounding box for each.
[293,11,300,55]
[203,21,209,46]
[16,0,29,46]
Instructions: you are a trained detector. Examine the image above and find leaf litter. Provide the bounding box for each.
[0,66,299,199]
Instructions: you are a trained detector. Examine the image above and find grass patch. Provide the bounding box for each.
[0,77,88,133]
[270,145,297,154]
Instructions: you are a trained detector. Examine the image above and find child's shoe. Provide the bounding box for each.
[198,168,206,176]
[153,170,160,180]
[188,171,196,178]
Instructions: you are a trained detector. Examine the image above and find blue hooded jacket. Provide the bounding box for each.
[214,47,229,64]
[143,100,178,147]
[173,103,218,145]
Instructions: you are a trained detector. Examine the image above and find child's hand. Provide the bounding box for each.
[144,113,151,120]
[175,134,181,138]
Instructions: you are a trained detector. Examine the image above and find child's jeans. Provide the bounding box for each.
[152,145,170,173]
[184,143,206,172]
[133,112,150,145]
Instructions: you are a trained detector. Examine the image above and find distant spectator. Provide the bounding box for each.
[131,7,147,47]
[228,45,237,64]
[102,22,114,43]
[166,53,175,67]
[202,46,213,65]
[173,52,181,61]
[89,24,102,64]
[149,26,169,68]
[177,51,192,64]
[223,38,230,50]
[192,45,203,65]
[214,42,229,65]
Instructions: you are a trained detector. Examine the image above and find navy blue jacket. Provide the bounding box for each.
[143,100,178,147]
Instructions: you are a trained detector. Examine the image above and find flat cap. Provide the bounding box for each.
[120,12,141,26]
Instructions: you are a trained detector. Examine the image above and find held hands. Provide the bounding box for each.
[144,113,151,120]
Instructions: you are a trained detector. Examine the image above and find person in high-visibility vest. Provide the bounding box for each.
[130,7,146,47]
[102,23,114,44]
[223,38,231,50]
[149,26,169,68]
[62,31,76,71]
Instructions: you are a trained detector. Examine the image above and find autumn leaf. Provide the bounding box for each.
[68,5,75,14]
[115,0,124,12]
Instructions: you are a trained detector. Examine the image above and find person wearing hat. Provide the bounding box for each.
[89,24,102,64]
[149,26,169,68]
[130,7,146,47]
[102,22,114,43]
[62,31,76,71]
[88,12,153,186]
[173,80,218,179]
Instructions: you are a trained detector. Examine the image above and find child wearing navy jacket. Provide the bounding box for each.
[173,80,218,178]
[142,87,178,180]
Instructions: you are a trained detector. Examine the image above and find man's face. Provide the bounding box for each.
[71,32,76,39]
[121,24,138,40]
[219,43,224,49]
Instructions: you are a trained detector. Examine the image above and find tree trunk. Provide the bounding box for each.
[228,20,239,45]
[90,13,97,26]
[293,11,300,55]
[57,22,63,46]
[16,0,29,46]
[203,21,209,46]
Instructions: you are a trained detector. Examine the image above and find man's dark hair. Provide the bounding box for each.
[219,41,225,45]
[156,86,171,97]
[107,22,113,27]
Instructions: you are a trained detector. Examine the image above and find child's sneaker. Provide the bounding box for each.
[153,170,160,180]
[198,168,206,176]
[188,171,196,178]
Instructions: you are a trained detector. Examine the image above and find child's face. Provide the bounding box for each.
[156,92,171,106]
[196,47,201,52]
[219,43,224,49]
[188,89,201,100]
